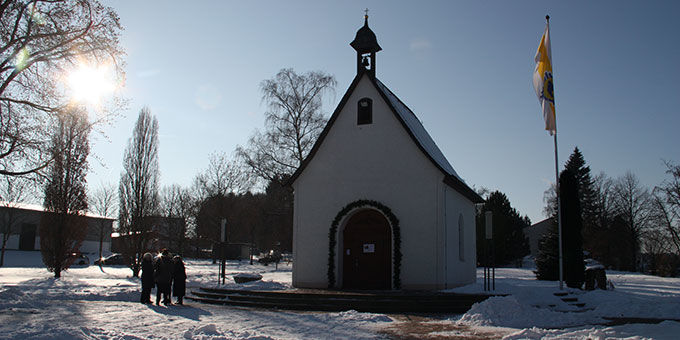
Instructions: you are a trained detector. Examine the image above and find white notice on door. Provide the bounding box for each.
[363,244,375,253]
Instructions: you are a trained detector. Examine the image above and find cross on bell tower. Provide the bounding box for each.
[350,10,382,77]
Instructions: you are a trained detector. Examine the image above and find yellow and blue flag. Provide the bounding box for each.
[533,20,556,135]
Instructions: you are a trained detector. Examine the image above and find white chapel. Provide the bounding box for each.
[289,15,484,290]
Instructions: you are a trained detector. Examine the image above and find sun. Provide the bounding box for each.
[67,62,116,106]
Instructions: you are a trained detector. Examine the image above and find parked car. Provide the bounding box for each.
[64,252,90,267]
[280,253,293,264]
[258,250,282,266]
[94,253,129,266]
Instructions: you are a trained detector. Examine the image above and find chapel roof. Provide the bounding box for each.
[374,78,459,180]
[288,72,484,204]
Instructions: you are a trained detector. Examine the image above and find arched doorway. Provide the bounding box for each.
[342,209,391,290]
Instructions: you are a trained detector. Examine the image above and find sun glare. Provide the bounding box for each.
[67,62,116,106]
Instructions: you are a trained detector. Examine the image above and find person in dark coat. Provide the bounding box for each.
[154,248,174,305]
[172,255,187,305]
[140,253,154,304]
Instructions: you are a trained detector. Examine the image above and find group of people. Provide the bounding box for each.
[140,248,186,305]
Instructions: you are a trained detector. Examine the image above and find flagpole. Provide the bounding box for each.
[554,125,564,290]
[546,14,564,290]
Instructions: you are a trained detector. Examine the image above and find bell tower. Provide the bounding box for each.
[350,10,382,77]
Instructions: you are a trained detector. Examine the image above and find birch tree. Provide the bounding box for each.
[236,68,335,184]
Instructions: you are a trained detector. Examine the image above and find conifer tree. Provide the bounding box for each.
[476,191,530,266]
[560,169,585,288]
[535,224,559,280]
[535,169,585,287]
[564,147,599,253]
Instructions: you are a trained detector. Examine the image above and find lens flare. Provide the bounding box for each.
[67,62,116,105]
[14,47,30,71]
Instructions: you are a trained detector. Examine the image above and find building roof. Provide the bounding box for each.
[374,78,460,180]
[289,71,484,204]
[0,201,115,220]
[526,217,554,229]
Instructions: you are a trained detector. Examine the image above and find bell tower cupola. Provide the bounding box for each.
[350,9,382,77]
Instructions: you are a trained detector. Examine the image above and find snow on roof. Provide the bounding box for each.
[0,201,115,220]
[374,78,462,182]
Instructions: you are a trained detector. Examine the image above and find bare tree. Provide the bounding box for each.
[236,68,335,183]
[1,0,124,177]
[0,172,36,266]
[542,182,557,219]
[584,173,616,237]
[194,151,252,199]
[39,107,90,278]
[88,182,116,266]
[118,107,159,277]
[159,184,195,254]
[592,172,616,225]
[652,161,680,254]
[641,226,673,275]
[612,171,653,271]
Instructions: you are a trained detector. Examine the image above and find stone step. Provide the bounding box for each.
[199,287,492,302]
[193,290,480,308]
[188,295,477,313]
[188,288,496,313]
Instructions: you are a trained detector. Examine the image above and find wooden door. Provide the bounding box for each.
[342,210,391,290]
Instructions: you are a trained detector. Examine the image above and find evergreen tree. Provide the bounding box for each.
[535,168,585,287]
[535,224,559,280]
[476,191,530,266]
[565,148,596,214]
[560,169,585,288]
[564,147,598,257]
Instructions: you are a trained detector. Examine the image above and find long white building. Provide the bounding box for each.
[1,202,114,255]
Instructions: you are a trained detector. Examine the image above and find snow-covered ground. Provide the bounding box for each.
[1,250,679,339]
[0,251,389,339]
[447,268,680,339]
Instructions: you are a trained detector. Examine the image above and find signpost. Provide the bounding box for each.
[218,218,227,285]
[484,211,495,291]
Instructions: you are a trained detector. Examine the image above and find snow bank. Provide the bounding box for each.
[459,295,601,329]
[503,321,680,340]
[452,267,680,332]
[185,259,292,291]
[332,310,393,324]
[182,323,277,340]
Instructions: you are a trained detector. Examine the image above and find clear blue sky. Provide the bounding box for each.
[92,0,680,223]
